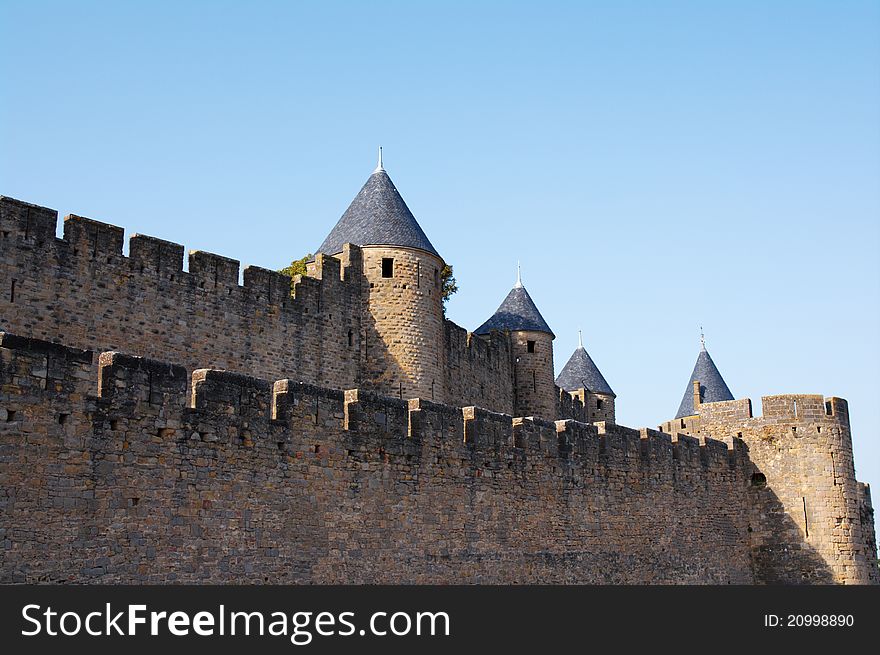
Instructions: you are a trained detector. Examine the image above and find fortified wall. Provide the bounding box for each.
[0,196,514,414]
[661,398,878,585]
[1,194,875,584]
[0,332,756,583]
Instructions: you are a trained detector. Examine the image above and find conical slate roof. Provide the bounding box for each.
[317,163,440,259]
[474,279,554,338]
[555,345,615,396]
[674,346,734,418]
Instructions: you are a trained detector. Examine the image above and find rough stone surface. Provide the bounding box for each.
[0,337,754,583]
[0,193,876,584]
[661,396,879,584]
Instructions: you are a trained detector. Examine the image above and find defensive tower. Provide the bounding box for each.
[316,150,446,402]
[475,266,555,418]
[556,330,616,423]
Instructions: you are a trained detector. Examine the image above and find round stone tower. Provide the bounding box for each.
[556,331,616,424]
[316,151,445,402]
[475,267,556,419]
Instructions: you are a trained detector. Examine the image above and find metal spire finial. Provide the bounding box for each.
[515,261,523,288]
[700,326,706,352]
[374,146,384,172]
[578,329,583,349]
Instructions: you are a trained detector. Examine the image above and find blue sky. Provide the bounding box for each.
[2,1,878,493]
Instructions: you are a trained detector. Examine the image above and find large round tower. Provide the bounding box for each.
[316,151,445,402]
[475,268,556,419]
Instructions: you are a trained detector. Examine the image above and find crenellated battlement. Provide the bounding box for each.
[1,190,874,585]
[0,195,520,418]
[1,332,756,584]
[1,196,363,311]
[0,331,744,486]
[659,394,877,584]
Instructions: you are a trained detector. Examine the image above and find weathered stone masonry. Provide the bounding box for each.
[0,192,876,584]
[0,197,514,412]
[0,333,755,583]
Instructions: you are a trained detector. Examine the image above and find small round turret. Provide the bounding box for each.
[475,265,556,418]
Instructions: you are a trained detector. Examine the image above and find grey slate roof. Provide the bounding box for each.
[674,347,734,419]
[317,168,440,259]
[474,285,555,338]
[555,346,615,396]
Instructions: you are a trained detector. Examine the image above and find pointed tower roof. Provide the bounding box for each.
[474,268,554,337]
[555,333,615,396]
[674,339,734,418]
[316,150,440,259]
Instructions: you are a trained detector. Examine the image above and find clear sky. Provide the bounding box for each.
[2,1,878,493]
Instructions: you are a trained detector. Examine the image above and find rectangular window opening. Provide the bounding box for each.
[527,340,536,353]
[596,399,603,410]
[381,258,394,278]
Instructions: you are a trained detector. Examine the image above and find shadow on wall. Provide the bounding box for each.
[361,308,422,400]
[746,467,834,585]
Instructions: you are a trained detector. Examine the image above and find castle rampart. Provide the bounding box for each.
[664,396,879,584]
[2,193,875,585]
[0,196,515,416]
[0,331,758,583]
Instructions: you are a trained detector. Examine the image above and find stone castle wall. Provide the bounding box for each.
[0,332,756,583]
[0,196,515,417]
[664,397,879,585]
[443,323,515,414]
[2,195,875,584]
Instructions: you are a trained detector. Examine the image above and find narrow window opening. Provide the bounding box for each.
[381,258,394,278]
[416,261,420,287]
[10,279,15,303]
[680,419,686,429]
[596,399,604,410]
[825,401,832,416]
[793,399,798,417]
[527,340,536,353]
[802,497,809,537]
[348,330,354,347]
[532,371,536,392]
[434,268,439,287]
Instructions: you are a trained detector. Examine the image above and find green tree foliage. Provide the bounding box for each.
[279,254,312,297]
[441,263,458,314]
